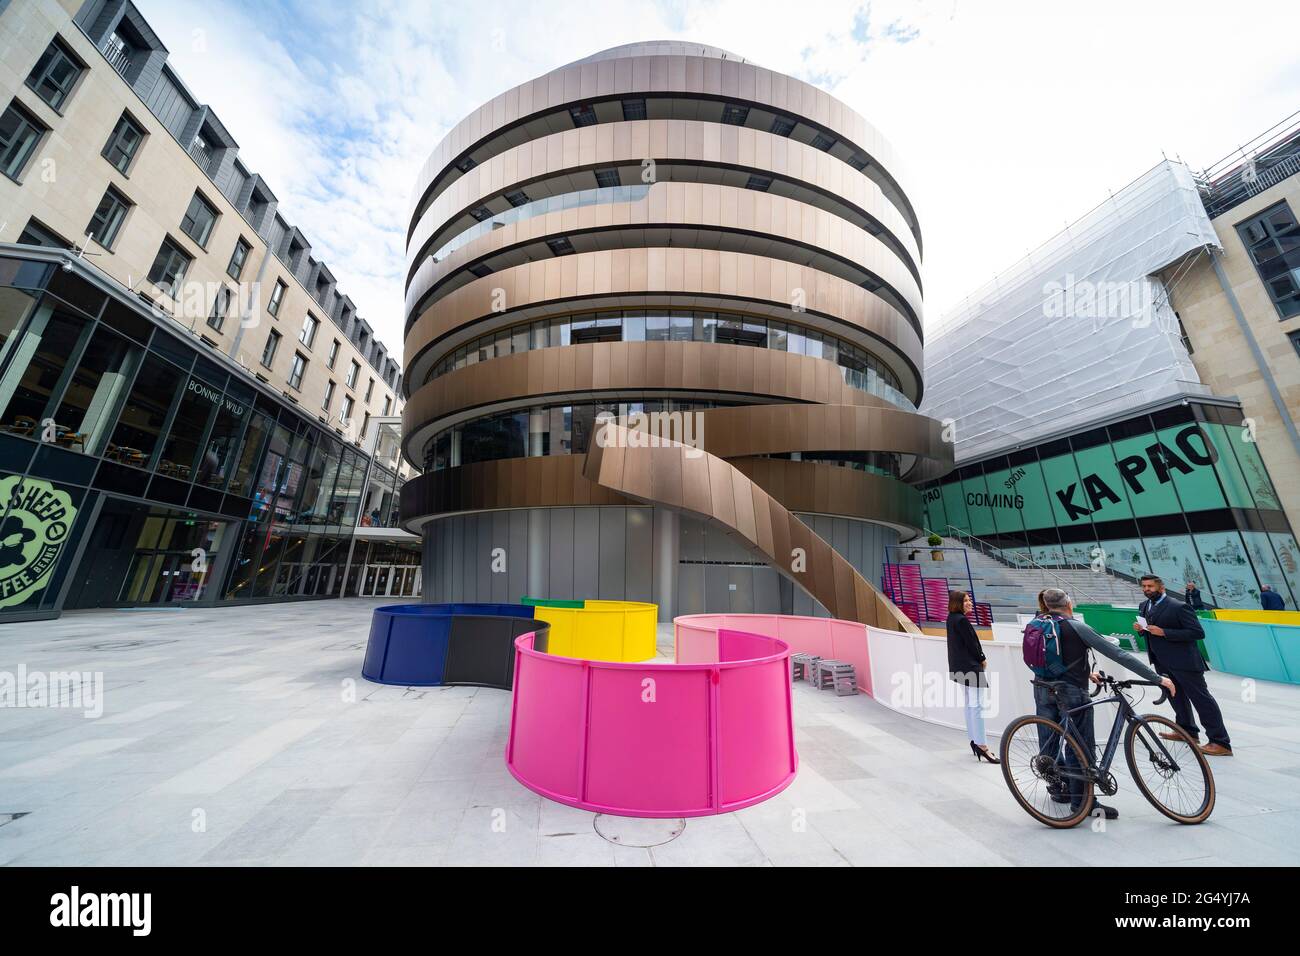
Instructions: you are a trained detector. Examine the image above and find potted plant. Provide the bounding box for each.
[928,533,943,560]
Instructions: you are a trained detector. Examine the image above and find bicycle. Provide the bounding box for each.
[999,672,1216,828]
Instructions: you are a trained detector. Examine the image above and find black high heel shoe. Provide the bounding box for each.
[970,741,1001,764]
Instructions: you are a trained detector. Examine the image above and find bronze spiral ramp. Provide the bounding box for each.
[582,422,921,632]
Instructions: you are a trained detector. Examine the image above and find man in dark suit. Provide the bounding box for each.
[1184,581,1205,610]
[1134,574,1232,756]
[1261,585,1286,611]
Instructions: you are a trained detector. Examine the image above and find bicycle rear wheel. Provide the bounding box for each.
[999,715,1095,829]
[1124,714,1215,824]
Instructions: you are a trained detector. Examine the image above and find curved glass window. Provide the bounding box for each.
[764,451,902,479]
[429,185,652,264]
[425,309,914,411]
[422,398,735,472]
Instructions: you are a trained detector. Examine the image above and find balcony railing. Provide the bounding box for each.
[189,140,214,176]
[1197,110,1300,219]
[100,40,133,77]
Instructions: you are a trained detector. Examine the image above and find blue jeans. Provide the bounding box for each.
[1034,683,1094,808]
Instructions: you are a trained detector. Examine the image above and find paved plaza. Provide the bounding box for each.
[0,599,1297,866]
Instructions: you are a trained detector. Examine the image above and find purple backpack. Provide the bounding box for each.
[1022,614,1067,677]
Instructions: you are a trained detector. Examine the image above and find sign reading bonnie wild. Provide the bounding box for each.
[0,476,77,610]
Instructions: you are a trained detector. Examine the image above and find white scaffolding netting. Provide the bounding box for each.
[921,160,1221,463]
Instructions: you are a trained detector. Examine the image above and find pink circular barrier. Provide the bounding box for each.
[506,628,797,818]
[674,613,873,696]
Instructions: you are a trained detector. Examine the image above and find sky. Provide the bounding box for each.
[138,0,1300,360]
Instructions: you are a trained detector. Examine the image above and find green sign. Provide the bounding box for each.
[0,476,77,609]
[1051,424,1215,521]
[926,423,1277,532]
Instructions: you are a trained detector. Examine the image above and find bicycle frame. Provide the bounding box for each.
[1047,684,1182,784]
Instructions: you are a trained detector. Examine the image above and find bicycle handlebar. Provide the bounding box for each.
[1091,671,1169,705]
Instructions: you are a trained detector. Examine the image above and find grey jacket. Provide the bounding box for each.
[1066,616,1162,683]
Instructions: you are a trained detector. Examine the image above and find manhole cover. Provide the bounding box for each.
[593,815,685,847]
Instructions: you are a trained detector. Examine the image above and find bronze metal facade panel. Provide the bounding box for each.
[399,456,637,526]
[401,341,945,458]
[728,458,922,527]
[706,454,737,530]
[751,480,775,557]
[408,52,921,250]
[731,470,758,544]
[404,245,923,389]
[680,449,713,516]
[650,440,684,510]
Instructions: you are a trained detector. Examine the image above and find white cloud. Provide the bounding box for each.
[137,0,1299,360]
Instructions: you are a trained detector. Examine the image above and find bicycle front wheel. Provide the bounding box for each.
[1124,714,1215,824]
[1000,715,1095,829]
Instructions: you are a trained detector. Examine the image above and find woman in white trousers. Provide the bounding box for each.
[946,591,999,763]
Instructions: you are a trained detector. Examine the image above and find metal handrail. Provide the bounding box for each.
[189,140,214,175]
[100,40,132,77]
[935,525,1106,605]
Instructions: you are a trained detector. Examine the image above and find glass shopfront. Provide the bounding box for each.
[349,539,422,597]
[358,421,405,528]
[919,401,1300,610]
[0,254,374,620]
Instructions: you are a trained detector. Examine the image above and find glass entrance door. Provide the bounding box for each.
[357,563,422,597]
[119,549,207,603]
[65,498,229,609]
[396,566,419,597]
[360,564,391,596]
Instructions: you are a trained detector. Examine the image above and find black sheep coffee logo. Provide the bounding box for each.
[0,476,76,609]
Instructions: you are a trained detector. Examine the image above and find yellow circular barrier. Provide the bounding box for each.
[526,599,659,662]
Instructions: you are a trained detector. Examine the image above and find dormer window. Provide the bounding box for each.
[102,31,134,76]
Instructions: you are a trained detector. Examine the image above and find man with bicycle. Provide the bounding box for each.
[1034,588,1175,819]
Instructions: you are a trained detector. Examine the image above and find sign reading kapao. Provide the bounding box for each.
[934,424,1229,527]
[1051,424,1215,520]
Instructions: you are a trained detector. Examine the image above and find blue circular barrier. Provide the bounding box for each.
[362,603,550,689]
